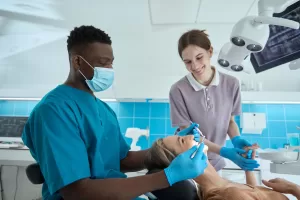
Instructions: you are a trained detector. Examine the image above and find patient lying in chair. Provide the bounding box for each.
[144,135,288,200]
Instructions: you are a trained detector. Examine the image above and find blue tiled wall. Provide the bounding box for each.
[1,100,300,150]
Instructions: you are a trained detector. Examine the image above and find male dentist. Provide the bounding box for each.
[22,25,208,200]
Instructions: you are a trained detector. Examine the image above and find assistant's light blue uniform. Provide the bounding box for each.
[22,85,131,200]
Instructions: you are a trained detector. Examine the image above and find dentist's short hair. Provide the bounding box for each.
[67,25,112,53]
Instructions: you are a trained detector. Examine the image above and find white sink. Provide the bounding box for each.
[259,151,299,164]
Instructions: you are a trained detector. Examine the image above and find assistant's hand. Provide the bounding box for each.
[220,147,260,171]
[242,144,259,159]
[231,136,252,149]
[177,123,198,136]
[177,123,201,142]
[164,143,208,186]
[262,178,300,194]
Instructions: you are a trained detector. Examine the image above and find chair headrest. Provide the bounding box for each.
[26,163,45,184]
[146,168,200,200]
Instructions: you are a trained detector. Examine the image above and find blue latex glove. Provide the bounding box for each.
[164,143,208,186]
[247,150,253,159]
[220,147,260,171]
[231,136,252,149]
[177,123,200,142]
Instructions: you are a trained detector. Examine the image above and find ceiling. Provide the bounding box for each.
[0,0,300,92]
[149,0,258,24]
[0,0,258,59]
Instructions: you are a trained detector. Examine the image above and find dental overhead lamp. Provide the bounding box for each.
[218,0,300,73]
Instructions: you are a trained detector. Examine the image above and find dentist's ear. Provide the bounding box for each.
[71,55,81,71]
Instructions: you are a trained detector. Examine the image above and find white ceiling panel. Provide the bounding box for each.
[0,31,67,60]
[247,0,259,16]
[149,0,201,24]
[196,0,256,23]
[0,0,63,20]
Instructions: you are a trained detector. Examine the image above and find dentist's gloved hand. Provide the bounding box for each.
[177,123,200,142]
[164,143,208,186]
[220,147,260,171]
[231,136,252,149]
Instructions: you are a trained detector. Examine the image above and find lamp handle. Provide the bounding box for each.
[254,16,300,29]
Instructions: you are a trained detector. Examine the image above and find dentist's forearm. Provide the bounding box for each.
[60,171,169,200]
[120,150,149,172]
[227,116,240,139]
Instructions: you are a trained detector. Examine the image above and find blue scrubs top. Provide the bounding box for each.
[22,85,131,200]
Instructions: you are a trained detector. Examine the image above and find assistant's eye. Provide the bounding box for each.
[181,138,185,144]
[197,57,203,60]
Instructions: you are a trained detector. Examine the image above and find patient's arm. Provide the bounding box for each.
[243,144,259,186]
[245,171,257,186]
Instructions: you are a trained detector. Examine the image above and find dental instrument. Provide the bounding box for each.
[189,121,206,158]
[189,121,206,143]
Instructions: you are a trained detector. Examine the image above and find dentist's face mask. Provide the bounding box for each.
[78,56,114,92]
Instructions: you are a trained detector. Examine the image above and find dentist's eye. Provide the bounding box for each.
[181,138,184,144]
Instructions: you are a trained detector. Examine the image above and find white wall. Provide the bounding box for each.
[0,0,300,99]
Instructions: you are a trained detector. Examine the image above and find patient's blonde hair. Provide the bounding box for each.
[144,139,176,171]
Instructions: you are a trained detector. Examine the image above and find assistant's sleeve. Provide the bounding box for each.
[33,102,90,195]
[232,80,242,116]
[169,86,191,127]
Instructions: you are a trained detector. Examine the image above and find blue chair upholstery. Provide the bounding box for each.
[26,163,44,184]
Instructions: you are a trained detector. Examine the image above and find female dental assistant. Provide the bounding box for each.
[169,29,259,172]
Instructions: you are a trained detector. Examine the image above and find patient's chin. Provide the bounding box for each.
[192,141,209,156]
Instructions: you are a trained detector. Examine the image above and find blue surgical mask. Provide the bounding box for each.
[78,56,114,92]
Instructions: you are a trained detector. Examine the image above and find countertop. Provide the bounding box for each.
[0,148,35,166]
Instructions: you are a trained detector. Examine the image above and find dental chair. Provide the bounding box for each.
[26,164,199,200]
[26,163,45,184]
[146,169,200,200]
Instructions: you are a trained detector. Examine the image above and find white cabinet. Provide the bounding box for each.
[0,166,42,200]
[240,112,266,134]
[2,81,300,103]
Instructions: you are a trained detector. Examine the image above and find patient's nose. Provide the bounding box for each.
[186,135,194,140]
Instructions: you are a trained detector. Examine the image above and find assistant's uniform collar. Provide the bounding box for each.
[186,67,220,91]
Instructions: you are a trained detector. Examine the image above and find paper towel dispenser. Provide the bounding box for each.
[240,112,266,134]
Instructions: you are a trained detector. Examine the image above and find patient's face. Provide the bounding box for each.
[163,135,200,155]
